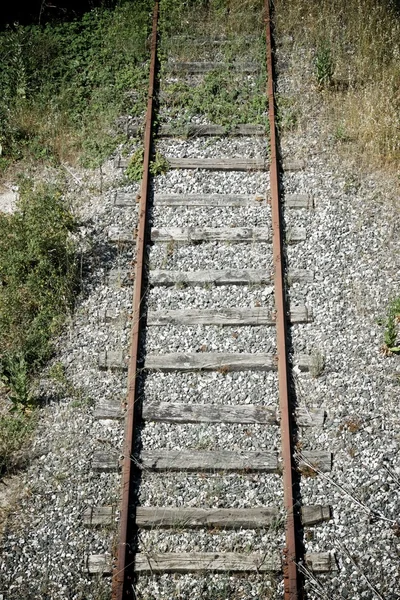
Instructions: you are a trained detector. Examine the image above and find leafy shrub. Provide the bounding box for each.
[0,178,77,407]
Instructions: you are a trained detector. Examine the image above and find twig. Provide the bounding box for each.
[341,544,384,600]
[61,163,83,185]
[297,453,397,525]
[382,462,400,487]
[297,561,337,600]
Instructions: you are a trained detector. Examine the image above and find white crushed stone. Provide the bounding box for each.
[144,371,279,407]
[149,241,274,271]
[152,205,272,228]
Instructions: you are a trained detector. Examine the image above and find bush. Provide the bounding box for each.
[0,178,77,407]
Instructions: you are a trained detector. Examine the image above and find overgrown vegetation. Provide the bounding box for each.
[275,0,400,165]
[0,179,77,390]
[162,68,268,129]
[159,0,265,48]
[0,1,152,173]
[159,0,268,130]
[0,179,77,473]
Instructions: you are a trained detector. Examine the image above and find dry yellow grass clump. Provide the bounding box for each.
[275,0,400,166]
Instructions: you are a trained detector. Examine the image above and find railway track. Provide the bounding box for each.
[86,2,335,598]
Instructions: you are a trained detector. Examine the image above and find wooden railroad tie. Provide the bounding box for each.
[84,505,331,529]
[107,268,314,287]
[91,449,332,474]
[94,398,325,427]
[125,123,266,138]
[115,156,305,172]
[98,351,313,372]
[146,306,312,326]
[97,305,313,326]
[114,192,313,208]
[166,61,260,74]
[107,226,306,244]
[86,551,335,575]
[149,268,314,287]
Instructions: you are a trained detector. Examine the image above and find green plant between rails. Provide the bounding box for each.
[161,68,269,130]
[0,1,153,174]
[0,178,78,410]
[158,0,268,131]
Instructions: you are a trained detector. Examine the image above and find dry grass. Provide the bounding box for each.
[10,103,79,165]
[275,0,400,167]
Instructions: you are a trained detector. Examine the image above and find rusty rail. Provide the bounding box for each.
[265,1,300,598]
[112,3,159,599]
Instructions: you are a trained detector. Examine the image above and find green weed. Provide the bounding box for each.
[333,123,351,143]
[1,354,32,409]
[276,95,298,131]
[150,152,170,177]
[384,297,400,353]
[125,148,144,182]
[315,41,334,88]
[47,361,68,385]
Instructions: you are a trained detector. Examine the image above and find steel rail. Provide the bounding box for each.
[112,3,159,599]
[265,1,300,599]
